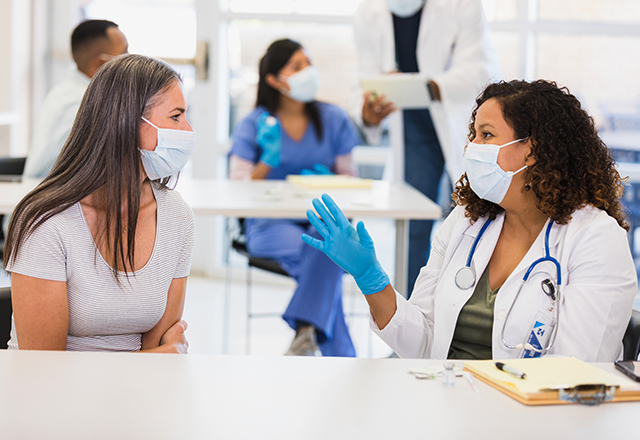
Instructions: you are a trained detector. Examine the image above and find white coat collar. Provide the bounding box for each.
[70,68,91,87]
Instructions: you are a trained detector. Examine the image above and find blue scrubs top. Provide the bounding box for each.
[229,102,359,179]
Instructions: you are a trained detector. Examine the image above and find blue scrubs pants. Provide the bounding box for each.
[245,218,356,357]
[403,109,445,295]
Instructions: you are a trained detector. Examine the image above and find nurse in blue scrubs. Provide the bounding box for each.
[228,39,360,357]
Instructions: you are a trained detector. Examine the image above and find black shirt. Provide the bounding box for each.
[392,8,423,73]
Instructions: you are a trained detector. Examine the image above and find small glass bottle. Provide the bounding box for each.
[442,362,455,387]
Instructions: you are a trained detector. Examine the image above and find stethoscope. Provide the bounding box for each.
[454,219,562,354]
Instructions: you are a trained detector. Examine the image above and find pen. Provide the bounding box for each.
[494,362,527,380]
[465,372,480,393]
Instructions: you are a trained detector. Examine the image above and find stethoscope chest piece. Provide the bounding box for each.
[541,278,557,300]
[455,266,476,290]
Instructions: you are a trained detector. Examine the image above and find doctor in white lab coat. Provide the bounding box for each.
[303,79,637,362]
[353,0,501,292]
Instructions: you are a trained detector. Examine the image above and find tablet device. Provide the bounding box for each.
[614,360,640,382]
[360,73,432,109]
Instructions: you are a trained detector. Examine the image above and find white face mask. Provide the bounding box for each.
[139,117,195,180]
[386,0,425,17]
[279,66,320,103]
[463,138,528,204]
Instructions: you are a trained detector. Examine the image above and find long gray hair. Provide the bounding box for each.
[4,54,181,276]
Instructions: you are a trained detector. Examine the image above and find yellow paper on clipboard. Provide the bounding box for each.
[464,357,640,405]
[286,175,373,189]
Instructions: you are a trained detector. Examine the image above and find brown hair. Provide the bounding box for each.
[4,54,181,275]
[453,79,629,231]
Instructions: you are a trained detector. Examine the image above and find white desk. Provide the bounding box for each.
[0,350,638,440]
[176,179,441,297]
[0,178,440,295]
[0,178,39,215]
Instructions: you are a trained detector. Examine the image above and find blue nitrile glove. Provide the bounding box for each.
[301,163,333,176]
[301,193,390,295]
[256,111,281,168]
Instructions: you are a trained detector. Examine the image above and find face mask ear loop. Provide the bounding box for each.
[513,164,528,175]
[141,117,159,130]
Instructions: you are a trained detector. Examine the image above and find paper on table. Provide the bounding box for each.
[286,174,373,189]
[464,357,638,394]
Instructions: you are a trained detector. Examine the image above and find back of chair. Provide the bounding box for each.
[623,309,640,361]
[0,287,12,349]
[0,157,27,260]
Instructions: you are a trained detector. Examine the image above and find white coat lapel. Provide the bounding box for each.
[373,0,397,73]
[469,214,504,281]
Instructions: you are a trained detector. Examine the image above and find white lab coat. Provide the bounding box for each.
[23,68,90,178]
[373,205,638,362]
[353,0,500,182]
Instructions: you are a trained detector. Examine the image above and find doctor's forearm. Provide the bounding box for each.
[364,285,397,330]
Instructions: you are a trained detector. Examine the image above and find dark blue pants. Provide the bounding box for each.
[403,109,445,295]
[245,218,356,357]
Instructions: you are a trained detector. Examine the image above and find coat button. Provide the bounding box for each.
[496,310,507,321]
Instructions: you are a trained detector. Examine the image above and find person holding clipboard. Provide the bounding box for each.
[353,0,500,294]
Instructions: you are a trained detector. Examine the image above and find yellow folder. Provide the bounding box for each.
[286,174,373,189]
[464,357,640,406]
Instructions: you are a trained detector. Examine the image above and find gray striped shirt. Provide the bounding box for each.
[6,183,195,351]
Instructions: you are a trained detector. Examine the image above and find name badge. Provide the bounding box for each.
[521,312,556,358]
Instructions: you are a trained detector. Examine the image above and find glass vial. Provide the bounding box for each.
[442,362,455,387]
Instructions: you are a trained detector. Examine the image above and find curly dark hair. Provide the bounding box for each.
[452,79,629,231]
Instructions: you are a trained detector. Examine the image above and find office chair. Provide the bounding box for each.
[0,287,12,349]
[623,308,640,361]
[224,218,291,354]
[0,157,27,261]
[224,218,373,356]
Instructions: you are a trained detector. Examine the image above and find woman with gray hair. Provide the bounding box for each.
[3,54,195,353]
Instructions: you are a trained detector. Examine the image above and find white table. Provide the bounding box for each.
[0,178,39,214]
[175,178,441,297]
[1,350,638,440]
[0,178,440,296]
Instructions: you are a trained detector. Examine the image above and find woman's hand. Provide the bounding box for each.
[302,194,390,295]
[256,112,281,168]
[158,320,189,354]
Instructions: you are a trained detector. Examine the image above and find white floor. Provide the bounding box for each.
[182,273,393,357]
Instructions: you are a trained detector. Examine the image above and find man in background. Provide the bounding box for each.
[24,19,128,178]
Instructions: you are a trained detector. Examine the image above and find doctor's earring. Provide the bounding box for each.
[525,182,532,191]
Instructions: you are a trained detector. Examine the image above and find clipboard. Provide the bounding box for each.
[464,357,640,406]
[360,73,432,109]
[286,174,373,189]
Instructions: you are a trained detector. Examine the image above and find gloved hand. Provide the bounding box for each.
[301,163,333,176]
[301,193,390,295]
[256,111,281,168]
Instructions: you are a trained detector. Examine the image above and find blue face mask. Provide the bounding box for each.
[386,0,425,18]
[139,117,195,180]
